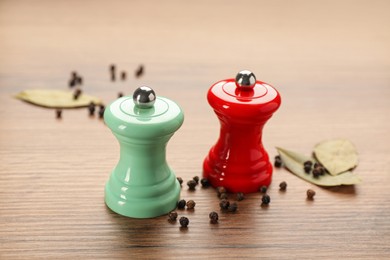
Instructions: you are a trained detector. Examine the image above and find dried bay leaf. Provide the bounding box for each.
[276,147,361,186]
[15,89,102,108]
[314,139,358,176]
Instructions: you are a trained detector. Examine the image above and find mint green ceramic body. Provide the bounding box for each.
[104,96,184,218]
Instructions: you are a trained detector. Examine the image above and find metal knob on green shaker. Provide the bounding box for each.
[104,86,184,218]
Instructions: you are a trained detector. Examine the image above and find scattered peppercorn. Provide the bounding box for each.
[313,162,322,168]
[110,64,116,81]
[279,181,287,191]
[260,185,267,193]
[236,192,245,201]
[88,102,95,116]
[261,194,271,205]
[120,71,127,81]
[200,178,210,188]
[187,180,197,190]
[98,105,105,118]
[219,199,230,210]
[135,64,144,78]
[179,216,189,228]
[193,176,199,184]
[168,211,178,221]
[228,202,238,212]
[274,155,283,168]
[118,92,124,98]
[177,177,183,186]
[69,77,77,88]
[219,193,228,200]
[56,109,62,119]
[312,167,321,178]
[76,76,83,85]
[307,189,316,200]
[304,161,313,167]
[209,211,219,224]
[177,199,186,209]
[216,186,226,196]
[186,200,196,210]
[304,164,312,173]
[73,89,82,100]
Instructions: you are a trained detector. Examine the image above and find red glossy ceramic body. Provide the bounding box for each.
[203,79,281,193]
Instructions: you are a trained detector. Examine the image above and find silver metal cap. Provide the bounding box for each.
[133,86,156,108]
[235,70,256,89]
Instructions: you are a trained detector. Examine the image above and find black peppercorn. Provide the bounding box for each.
[307,189,316,200]
[118,92,124,98]
[312,168,321,178]
[73,89,82,100]
[261,194,271,205]
[186,200,196,210]
[110,64,116,81]
[135,64,144,78]
[177,199,186,209]
[120,71,127,81]
[304,164,312,173]
[187,180,197,190]
[228,202,238,212]
[260,185,267,193]
[216,186,226,196]
[219,199,230,210]
[200,178,210,188]
[56,109,62,119]
[236,192,245,201]
[177,177,183,186]
[179,216,189,228]
[69,77,77,88]
[88,102,95,116]
[168,211,178,221]
[98,105,105,118]
[193,176,199,184]
[77,76,83,85]
[209,211,219,224]
[274,155,282,168]
[219,193,228,200]
[313,162,322,168]
[279,181,287,191]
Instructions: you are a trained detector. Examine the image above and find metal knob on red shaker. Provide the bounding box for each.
[203,70,281,193]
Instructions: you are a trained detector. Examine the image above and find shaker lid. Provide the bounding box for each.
[207,70,281,119]
[104,86,184,137]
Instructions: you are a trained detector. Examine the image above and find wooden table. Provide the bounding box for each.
[1,0,389,259]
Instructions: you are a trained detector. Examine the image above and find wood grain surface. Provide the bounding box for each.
[0,0,389,259]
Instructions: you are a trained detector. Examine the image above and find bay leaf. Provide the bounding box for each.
[314,139,358,176]
[15,89,102,108]
[276,147,361,186]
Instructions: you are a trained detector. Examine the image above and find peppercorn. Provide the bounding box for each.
[209,211,219,224]
[216,186,226,196]
[187,180,197,190]
[304,164,312,173]
[88,102,95,116]
[261,194,271,205]
[179,216,189,228]
[236,192,245,201]
[200,178,210,188]
[219,193,228,200]
[186,200,196,210]
[168,211,178,221]
[177,177,183,186]
[313,162,322,168]
[228,202,238,212]
[219,199,230,210]
[120,71,127,81]
[307,189,316,200]
[312,168,321,178]
[73,89,82,100]
[135,64,144,78]
[177,199,186,209]
[56,109,62,119]
[77,76,83,85]
[69,77,77,88]
[193,176,199,184]
[259,185,267,193]
[274,155,282,168]
[279,181,287,191]
[98,105,105,118]
[304,160,313,167]
[118,92,124,98]
[110,64,116,81]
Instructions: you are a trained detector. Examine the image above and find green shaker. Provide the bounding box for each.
[104,86,184,218]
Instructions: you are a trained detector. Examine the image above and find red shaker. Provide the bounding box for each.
[203,70,281,193]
